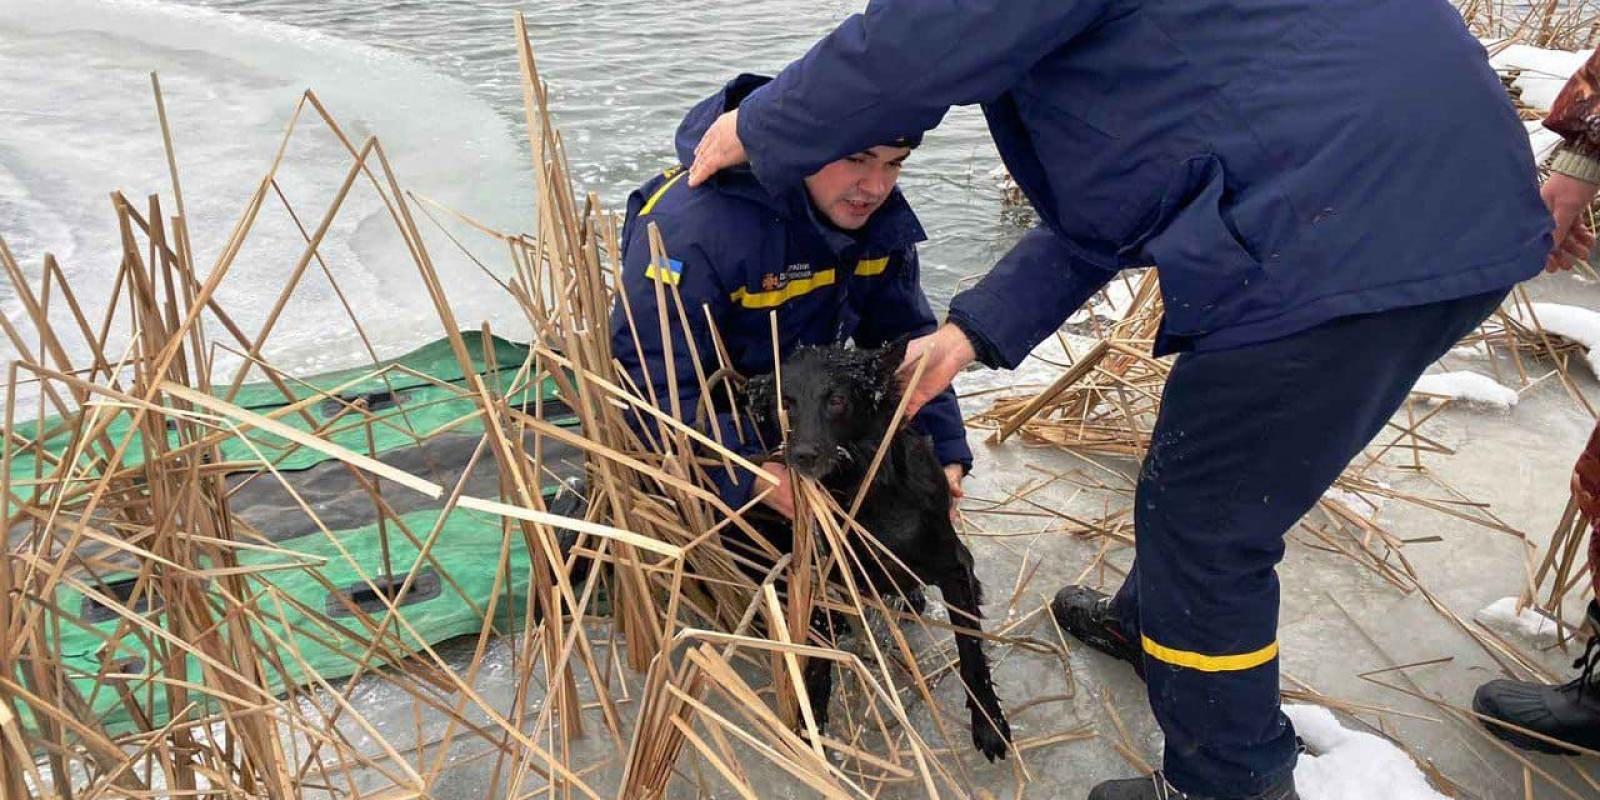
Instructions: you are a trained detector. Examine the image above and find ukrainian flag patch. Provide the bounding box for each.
[644,257,684,286]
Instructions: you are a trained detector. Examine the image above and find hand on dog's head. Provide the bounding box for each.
[745,337,909,479]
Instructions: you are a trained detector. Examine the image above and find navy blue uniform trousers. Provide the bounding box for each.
[1111,288,1509,796]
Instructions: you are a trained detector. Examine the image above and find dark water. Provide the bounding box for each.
[181,0,1026,309]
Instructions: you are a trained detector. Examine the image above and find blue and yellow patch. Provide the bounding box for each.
[645,257,684,286]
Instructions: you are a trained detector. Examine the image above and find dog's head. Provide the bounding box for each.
[745,337,908,479]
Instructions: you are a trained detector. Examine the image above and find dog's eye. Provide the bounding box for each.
[827,394,847,413]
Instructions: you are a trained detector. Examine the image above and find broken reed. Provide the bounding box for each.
[0,13,1051,800]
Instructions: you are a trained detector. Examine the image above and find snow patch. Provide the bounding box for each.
[1528,121,1566,161]
[1321,486,1386,517]
[1514,302,1600,375]
[1410,371,1518,409]
[1476,597,1559,645]
[1484,44,1590,159]
[1490,43,1595,112]
[1286,704,1448,800]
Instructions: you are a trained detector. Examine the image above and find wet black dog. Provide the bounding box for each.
[745,339,1011,762]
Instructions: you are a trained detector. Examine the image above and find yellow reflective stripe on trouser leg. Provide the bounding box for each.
[1141,636,1279,673]
[639,169,688,216]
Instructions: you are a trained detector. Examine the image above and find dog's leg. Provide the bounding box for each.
[900,585,927,615]
[798,606,844,737]
[937,541,1011,762]
[802,655,834,734]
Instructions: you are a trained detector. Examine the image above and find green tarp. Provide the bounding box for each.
[51,506,541,733]
[6,332,571,507]
[10,333,583,736]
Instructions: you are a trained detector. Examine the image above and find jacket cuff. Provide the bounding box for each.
[711,464,761,512]
[933,434,974,472]
[946,312,1006,369]
[1552,143,1600,185]
[947,287,1058,370]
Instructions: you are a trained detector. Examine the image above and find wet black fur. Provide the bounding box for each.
[744,338,1011,761]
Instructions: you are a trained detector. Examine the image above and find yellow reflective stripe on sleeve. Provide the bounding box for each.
[854,256,890,276]
[730,269,838,309]
[639,169,688,216]
[1141,636,1278,673]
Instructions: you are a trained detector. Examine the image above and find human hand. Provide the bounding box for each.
[1542,172,1600,272]
[943,463,966,524]
[758,461,796,519]
[687,109,748,187]
[898,324,977,418]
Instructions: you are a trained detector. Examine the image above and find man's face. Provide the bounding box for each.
[803,144,912,230]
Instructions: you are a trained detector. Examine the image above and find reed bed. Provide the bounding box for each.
[1462,0,1600,50]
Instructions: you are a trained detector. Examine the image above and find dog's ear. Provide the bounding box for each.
[744,373,776,424]
[872,335,911,385]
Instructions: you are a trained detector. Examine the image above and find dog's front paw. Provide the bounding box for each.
[970,711,1011,762]
[898,586,927,615]
[799,699,831,742]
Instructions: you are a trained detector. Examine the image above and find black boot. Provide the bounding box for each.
[1051,585,1144,678]
[1088,771,1298,800]
[1473,602,1600,754]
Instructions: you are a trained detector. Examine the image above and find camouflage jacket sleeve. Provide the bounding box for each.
[1545,49,1600,182]
[1573,419,1600,594]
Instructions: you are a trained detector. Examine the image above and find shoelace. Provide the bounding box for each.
[1575,636,1600,698]
[1148,773,1185,800]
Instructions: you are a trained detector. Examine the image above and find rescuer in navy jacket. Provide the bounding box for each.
[684,2,1550,799]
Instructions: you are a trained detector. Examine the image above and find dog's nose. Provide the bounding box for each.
[788,443,821,469]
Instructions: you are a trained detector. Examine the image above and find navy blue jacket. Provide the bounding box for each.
[610,75,972,511]
[735,0,1551,364]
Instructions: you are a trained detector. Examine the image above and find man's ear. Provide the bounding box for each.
[744,373,776,424]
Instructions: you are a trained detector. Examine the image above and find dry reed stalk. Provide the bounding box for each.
[1520,494,1597,645]
[1463,0,1600,50]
